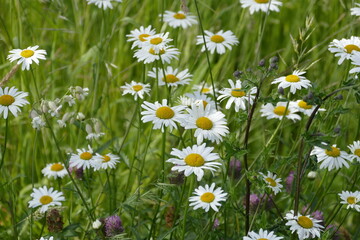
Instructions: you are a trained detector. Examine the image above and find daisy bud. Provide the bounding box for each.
[104,215,124,237]
[307,171,317,180]
[46,208,64,233]
[77,112,85,121]
[258,59,266,67]
[233,70,243,79]
[92,219,102,229]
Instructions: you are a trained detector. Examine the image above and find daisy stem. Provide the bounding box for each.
[30,68,41,100]
[181,175,194,239]
[105,169,112,212]
[39,212,47,238]
[325,204,342,228]
[158,55,171,102]
[0,117,9,170]
[194,0,218,110]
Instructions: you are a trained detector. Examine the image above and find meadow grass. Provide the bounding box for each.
[0,0,360,239]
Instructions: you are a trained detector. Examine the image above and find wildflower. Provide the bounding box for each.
[85,121,105,140]
[0,87,29,119]
[189,183,227,212]
[243,228,283,240]
[69,86,89,101]
[271,70,312,94]
[351,3,360,16]
[38,237,54,240]
[240,0,282,14]
[141,99,185,132]
[7,45,47,70]
[217,79,257,112]
[167,143,221,181]
[32,116,46,130]
[134,45,180,64]
[165,206,175,228]
[193,84,218,95]
[301,207,324,223]
[120,81,151,100]
[286,171,295,192]
[47,100,62,117]
[57,112,73,128]
[63,95,76,106]
[307,171,317,180]
[310,144,351,171]
[69,145,97,170]
[291,100,325,116]
[260,171,283,195]
[168,170,185,185]
[285,210,323,240]
[46,208,64,233]
[69,166,84,180]
[328,36,360,65]
[148,66,192,87]
[185,92,216,109]
[126,25,156,49]
[339,191,360,212]
[92,153,120,170]
[228,157,241,179]
[162,10,198,29]
[28,186,65,213]
[42,163,68,179]
[104,215,124,237]
[183,104,229,145]
[77,112,86,121]
[260,102,301,122]
[143,32,172,54]
[86,0,122,10]
[196,30,239,54]
[92,219,102,229]
[347,140,360,162]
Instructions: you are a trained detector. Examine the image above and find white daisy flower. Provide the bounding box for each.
[141,99,185,132]
[7,45,47,71]
[196,30,239,55]
[143,32,172,54]
[185,92,216,110]
[183,104,229,145]
[0,87,29,119]
[285,210,323,240]
[167,143,221,181]
[339,191,360,212]
[28,186,65,213]
[189,183,227,212]
[92,153,120,170]
[243,228,283,240]
[349,51,360,74]
[148,66,192,87]
[39,236,54,240]
[134,45,180,64]
[162,10,198,29]
[69,145,97,170]
[240,0,282,14]
[260,102,301,122]
[177,95,195,107]
[348,140,360,162]
[260,171,283,195]
[41,163,68,179]
[310,144,351,171]
[328,36,360,65]
[86,0,122,10]
[351,3,360,16]
[271,70,312,94]
[217,79,257,112]
[291,100,325,116]
[126,25,156,49]
[193,84,218,95]
[120,81,151,100]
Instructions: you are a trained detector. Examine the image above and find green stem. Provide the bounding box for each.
[0,117,9,170]
[181,176,194,239]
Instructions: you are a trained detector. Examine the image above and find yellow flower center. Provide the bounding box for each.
[285,75,300,82]
[163,74,179,83]
[255,0,269,3]
[325,147,340,157]
[231,88,246,97]
[202,101,208,108]
[50,163,64,171]
[354,149,360,157]
[150,37,163,45]
[210,35,225,43]
[347,196,356,204]
[173,13,186,19]
[102,155,111,163]
[298,100,312,109]
[184,153,205,167]
[155,106,175,119]
[297,216,314,229]
[273,106,290,116]
[20,49,35,58]
[265,177,277,187]
[200,192,215,203]
[0,95,15,106]
[132,85,143,91]
[149,48,165,55]
[344,44,360,53]
[39,195,53,205]
[201,88,211,93]
[80,152,93,160]
[139,34,150,42]
[196,117,213,130]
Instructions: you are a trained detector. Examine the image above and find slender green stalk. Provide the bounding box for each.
[0,118,9,170]
[181,176,194,239]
